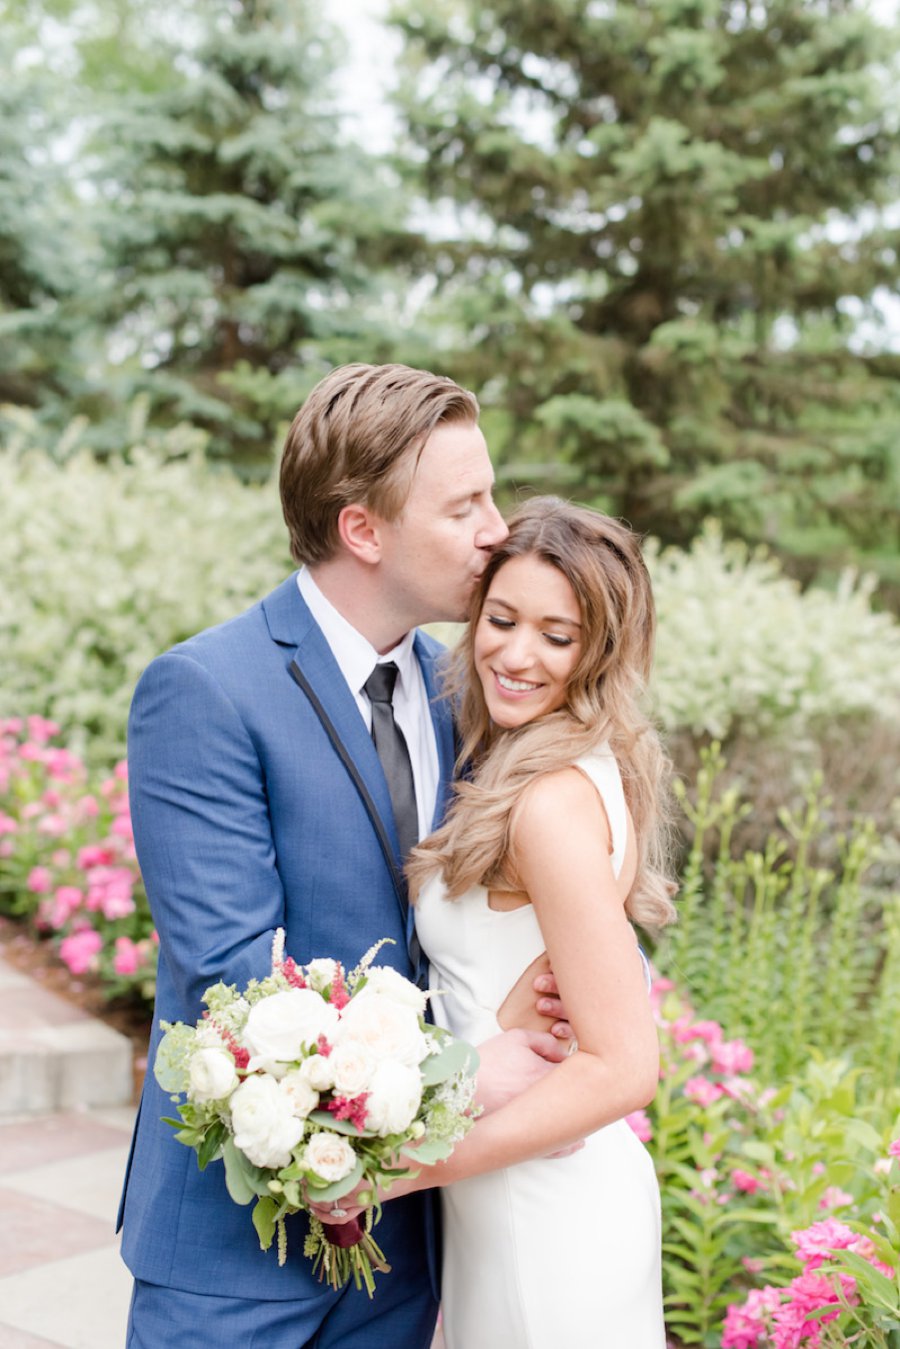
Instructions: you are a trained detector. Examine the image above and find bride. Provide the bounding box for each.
[324,495,676,1346]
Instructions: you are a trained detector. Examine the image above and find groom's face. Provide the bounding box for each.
[376,420,508,629]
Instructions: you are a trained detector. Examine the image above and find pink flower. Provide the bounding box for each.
[0,813,17,835]
[113,936,143,977]
[111,814,134,842]
[888,1138,900,1159]
[18,741,45,762]
[722,1286,782,1348]
[771,1268,857,1347]
[732,1168,763,1194]
[114,761,128,781]
[77,844,114,869]
[812,1162,826,1176]
[710,1038,755,1075]
[77,795,100,819]
[791,1218,857,1268]
[625,1109,652,1142]
[27,715,60,743]
[37,813,68,837]
[45,747,82,781]
[40,885,84,930]
[818,1186,853,1211]
[684,1076,723,1107]
[852,1235,896,1280]
[59,928,103,975]
[27,866,53,894]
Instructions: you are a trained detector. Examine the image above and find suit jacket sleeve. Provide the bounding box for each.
[128,649,284,1010]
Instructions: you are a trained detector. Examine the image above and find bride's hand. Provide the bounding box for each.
[532,970,575,1042]
[306,1164,426,1226]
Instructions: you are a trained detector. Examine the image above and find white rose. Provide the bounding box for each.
[337,993,428,1067]
[188,1047,239,1103]
[229,1074,305,1169]
[305,1131,358,1184]
[364,1060,423,1137]
[279,1070,319,1119]
[243,989,339,1068]
[329,1040,376,1097]
[305,958,338,992]
[299,1054,334,1091]
[359,966,428,1016]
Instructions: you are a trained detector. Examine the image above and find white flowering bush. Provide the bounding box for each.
[649,524,900,741]
[3,447,899,778]
[0,448,289,762]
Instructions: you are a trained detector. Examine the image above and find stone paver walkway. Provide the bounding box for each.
[0,948,135,1347]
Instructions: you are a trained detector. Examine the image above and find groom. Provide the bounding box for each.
[120,363,570,1347]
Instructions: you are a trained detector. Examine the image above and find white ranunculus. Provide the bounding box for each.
[305,1131,358,1184]
[305,958,338,993]
[358,966,428,1016]
[279,1070,319,1119]
[230,1074,305,1169]
[329,1040,376,1097]
[188,1047,239,1103]
[364,1060,423,1137]
[336,992,428,1068]
[242,989,339,1069]
[299,1053,334,1092]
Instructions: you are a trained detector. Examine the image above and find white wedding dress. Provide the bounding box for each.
[415,746,665,1348]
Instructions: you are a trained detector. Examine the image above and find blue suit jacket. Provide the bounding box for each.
[118,575,454,1300]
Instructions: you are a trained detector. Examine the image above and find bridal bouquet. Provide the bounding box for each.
[154,933,478,1295]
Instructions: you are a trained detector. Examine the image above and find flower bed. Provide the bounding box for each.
[0,716,156,1003]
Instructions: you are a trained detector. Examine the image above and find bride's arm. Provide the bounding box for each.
[315,766,659,1219]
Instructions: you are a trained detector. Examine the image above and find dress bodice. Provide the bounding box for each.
[415,743,629,1045]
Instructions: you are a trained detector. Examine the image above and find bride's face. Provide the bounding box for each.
[474,553,582,729]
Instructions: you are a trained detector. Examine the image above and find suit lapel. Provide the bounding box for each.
[262,578,406,898]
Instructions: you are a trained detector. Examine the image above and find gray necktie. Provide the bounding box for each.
[363,662,419,861]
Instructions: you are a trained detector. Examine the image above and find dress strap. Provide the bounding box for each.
[573,745,628,879]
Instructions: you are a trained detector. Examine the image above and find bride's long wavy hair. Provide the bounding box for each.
[407,496,677,930]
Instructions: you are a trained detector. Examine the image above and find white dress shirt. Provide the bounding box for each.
[297,569,440,843]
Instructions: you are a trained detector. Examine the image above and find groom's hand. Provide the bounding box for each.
[474,1028,569,1115]
[532,971,575,1042]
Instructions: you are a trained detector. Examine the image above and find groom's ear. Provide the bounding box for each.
[336,503,384,565]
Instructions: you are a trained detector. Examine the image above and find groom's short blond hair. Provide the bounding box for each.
[280,363,480,565]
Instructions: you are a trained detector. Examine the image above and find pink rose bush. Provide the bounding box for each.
[0,718,156,1002]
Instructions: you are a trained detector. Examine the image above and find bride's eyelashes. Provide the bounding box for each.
[484,614,575,647]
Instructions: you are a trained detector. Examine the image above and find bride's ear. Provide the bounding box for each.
[336,503,383,565]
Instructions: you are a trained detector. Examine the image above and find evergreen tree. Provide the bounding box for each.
[89,0,416,468]
[0,17,85,420]
[392,0,900,587]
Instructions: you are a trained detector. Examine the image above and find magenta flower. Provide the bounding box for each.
[59,928,103,975]
[113,936,143,976]
[711,1038,755,1075]
[791,1217,857,1268]
[818,1186,853,1211]
[26,866,53,894]
[888,1138,900,1159]
[722,1285,782,1348]
[684,1075,723,1107]
[625,1109,652,1142]
[732,1168,763,1194]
